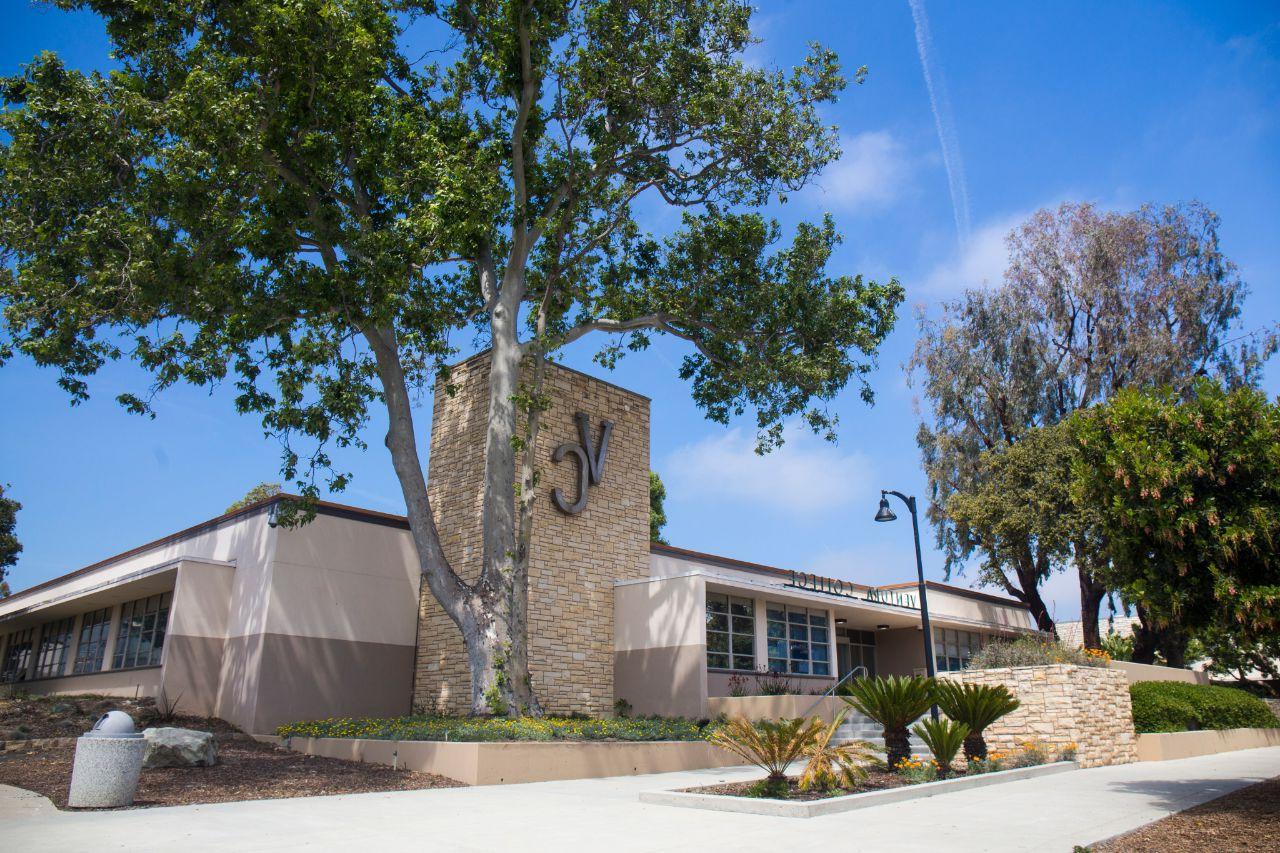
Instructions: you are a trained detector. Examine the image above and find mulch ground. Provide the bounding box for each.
[0,693,239,740]
[685,767,910,801]
[0,739,464,809]
[1092,775,1280,852]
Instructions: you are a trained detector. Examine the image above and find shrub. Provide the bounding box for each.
[753,668,793,696]
[797,710,882,792]
[842,675,935,769]
[934,681,1021,761]
[1129,681,1280,733]
[912,718,969,778]
[706,716,821,786]
[967,636,1108,669]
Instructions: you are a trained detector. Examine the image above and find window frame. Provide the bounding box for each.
[112,592,172,670]
[705,592,756,672]
[33,616,76,679]
[933,627,983,672]
[73,607,114,674]
[1,628,35,682]
[766,602,831,677]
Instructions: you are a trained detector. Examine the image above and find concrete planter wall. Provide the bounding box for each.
[1136,727,1280,761]
[261,736,739,786]
[706,695,845,723]
[943,664,1137,768]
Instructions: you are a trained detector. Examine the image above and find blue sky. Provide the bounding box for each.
[2,2,1278,623]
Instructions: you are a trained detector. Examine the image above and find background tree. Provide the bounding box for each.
[0,484,20,593]
[1069,380,1280,667]
[911,201,1273,646]
[0,1,903,715]
[1194,625,1280,698]
[649,470,668,544]
[226,482,283,514]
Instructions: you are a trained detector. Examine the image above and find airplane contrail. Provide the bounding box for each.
[908,0,971,246]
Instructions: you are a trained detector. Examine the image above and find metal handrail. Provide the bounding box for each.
[799,665,867,720]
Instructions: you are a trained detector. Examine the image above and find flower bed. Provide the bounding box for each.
[276,715,717,742]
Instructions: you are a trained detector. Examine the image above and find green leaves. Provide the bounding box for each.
[1069,379,1280,638]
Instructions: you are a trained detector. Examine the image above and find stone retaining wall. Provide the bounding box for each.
[944,664,1137,768]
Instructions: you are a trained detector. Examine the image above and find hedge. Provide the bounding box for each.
[1129,681,1280,734]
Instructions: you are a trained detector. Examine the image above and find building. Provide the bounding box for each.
[0,354,1035,732]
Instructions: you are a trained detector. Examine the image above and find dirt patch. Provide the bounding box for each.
[0,739,464,809]
[0,693,238,740]
[1092,775,1280,852]
[684,767,911,801]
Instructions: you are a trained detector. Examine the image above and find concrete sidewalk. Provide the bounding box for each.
[3,747,1278,852]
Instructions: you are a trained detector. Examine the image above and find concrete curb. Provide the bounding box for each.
[639,761,1078,818]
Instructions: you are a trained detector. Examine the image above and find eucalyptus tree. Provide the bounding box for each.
[911,202,1272,645]
[0,484,20,587]
[0,1,903,714]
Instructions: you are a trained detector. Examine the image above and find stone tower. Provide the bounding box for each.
[412,352,650,715]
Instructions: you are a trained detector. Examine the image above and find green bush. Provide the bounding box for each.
[967,635,1107,669]
[277,715,717,742]
[1129,681,1280,733]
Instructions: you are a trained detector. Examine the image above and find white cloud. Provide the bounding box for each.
[809,131,911,210]
[918,212,1024,296]
[663,423,875,516]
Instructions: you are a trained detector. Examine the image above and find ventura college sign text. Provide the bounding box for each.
[551,412,613,515]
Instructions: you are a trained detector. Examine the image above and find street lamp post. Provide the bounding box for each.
[875,490,940,720]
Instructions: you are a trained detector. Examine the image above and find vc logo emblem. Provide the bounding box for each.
[551,412,613,515]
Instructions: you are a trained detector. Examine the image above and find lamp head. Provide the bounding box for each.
[874,495,897,523]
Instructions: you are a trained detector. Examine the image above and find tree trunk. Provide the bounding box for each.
[1130,605,1159,664]
[1012,552,1056,635]
[884,727,911,770]
[1078,570,1107,650]
[962,731,988,763]
[362,309,542,718]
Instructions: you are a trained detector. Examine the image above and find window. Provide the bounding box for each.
[1,628,35,682]
[34,617,75,679]
[933,628,983,672]
[706,593,755,671]
[74,607,113,674]
[112,593,172,669]
[766,603,830,676]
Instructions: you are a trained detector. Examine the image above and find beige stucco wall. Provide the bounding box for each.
[415,354,651,715]
[613,576,707,718]
[1109,660,1209,685]
[18,666,163,699]
[1136,727,1280,761]
[945,664,1137,768]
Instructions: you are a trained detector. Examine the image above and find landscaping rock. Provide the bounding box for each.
[143,727,218,768]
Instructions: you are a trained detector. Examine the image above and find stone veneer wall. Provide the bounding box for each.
[413,352,651,716]
[944,664,1138,768]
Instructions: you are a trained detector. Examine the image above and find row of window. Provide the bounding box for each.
[0,593,171,682]
[933,627,983,672]
[705,594,832,676]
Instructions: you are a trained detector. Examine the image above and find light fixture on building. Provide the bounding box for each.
[877,624,889,631]
[835,618,847,625]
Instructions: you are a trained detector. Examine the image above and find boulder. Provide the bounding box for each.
[142,727,218,768]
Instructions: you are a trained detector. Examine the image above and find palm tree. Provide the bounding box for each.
[934,681,1021,761]
[707,716,821,795]
[842,675,935,768]
[912,718,969,778]
[798,710,883,792]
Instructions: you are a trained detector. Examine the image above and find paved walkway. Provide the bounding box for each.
[3,747,1278,852]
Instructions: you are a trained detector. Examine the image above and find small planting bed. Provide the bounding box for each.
[642,762,1079,818]
[688,766,910,801]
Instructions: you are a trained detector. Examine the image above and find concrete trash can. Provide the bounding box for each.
[68,710,147,808]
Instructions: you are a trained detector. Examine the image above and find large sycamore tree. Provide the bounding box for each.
[911,202,1272,645]
[0,1,903,715]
